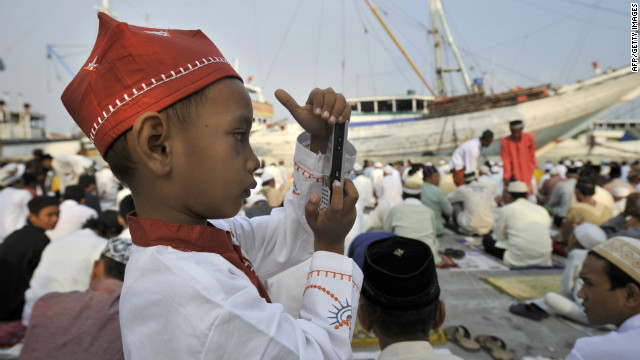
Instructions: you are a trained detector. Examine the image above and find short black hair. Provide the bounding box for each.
[78,174,96,189]
[363,297,438,339]
[105,85,210,186]
[119,195,135,224]
[63,185,86,202]
[508,192,528,200]
[576,177,596,196]
[609,162,622,179]
[100,254,126,281]
[83,210,123,238]
[588,251,640,290]
[481,130,494,139]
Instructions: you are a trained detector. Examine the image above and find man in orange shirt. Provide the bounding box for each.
[501,120,536,194]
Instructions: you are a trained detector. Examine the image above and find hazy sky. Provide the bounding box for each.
[0,0,636,134]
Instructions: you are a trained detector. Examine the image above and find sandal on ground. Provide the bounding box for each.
[442,325,481,352]
[444,248,465,259]
[474,334,514,360]
[509,302,549,321]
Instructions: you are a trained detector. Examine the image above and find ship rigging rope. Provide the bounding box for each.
[559,1,597,84]
[313,1,325,86]
[353,0,378,96]
[516,0,621,31]
[262,0,303,90]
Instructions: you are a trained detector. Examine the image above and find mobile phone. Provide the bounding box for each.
[320,121,349,209]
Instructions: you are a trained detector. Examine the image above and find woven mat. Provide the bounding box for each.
[482,275,562,300]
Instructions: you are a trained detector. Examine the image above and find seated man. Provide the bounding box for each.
[483,181,552,267]
[46,185,98,241]
[544,223,607,324]
[19,237,131,360]
[420,165,453,236]
[566,237,640,360]
[358,236,462,360]
[558,176,612,246]
[447,172,494,236]
[600,192,640,238]
[384,174,440,264]
[0,196,59,321]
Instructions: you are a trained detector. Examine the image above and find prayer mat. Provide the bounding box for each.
[482,275,562,300]
[457,239,567,270]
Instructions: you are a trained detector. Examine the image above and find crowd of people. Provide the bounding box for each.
[0,13,638,360]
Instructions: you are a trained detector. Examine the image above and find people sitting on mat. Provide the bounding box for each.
[556,176,612,253]
[420,165,453,236]
[547,166,579,228]
[600,192,640,239]
[565,237,640,360]
[544,223,607,325]
[19,237,131,360]
[447,172,494,236]
[357,235,463,360]
[482,181,552,267]
[384,173,441,265]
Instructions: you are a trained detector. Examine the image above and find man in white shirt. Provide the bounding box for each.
[95,165,119,211]
[371,162,385,192]
[46,185,98,241]
[449,130,493,186]
[477,165,499,204]
[566,237,640,360]
[51,154,94,193]
[357,236,462,360]
[447,172,494,235]
[376,165,403,209]
[0,173,35,243]
[353,163,375,209]
[483,181,552,267]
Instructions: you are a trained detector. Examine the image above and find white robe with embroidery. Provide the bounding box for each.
[120,133,363,360]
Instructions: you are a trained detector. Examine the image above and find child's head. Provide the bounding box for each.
[28,196,60,231]
[62,13,259,223]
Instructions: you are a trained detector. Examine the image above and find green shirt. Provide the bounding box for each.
[420,183,453,235]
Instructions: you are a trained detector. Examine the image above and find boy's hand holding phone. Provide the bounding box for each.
[305,179,358,255]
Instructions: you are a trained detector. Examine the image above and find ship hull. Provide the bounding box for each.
[250,70,640,162]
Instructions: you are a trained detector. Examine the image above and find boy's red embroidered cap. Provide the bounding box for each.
[61,12,242,158]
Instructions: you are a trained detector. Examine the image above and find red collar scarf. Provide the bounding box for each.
[128,213,271,302]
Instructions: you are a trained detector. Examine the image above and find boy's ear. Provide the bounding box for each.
[130,111,172,176]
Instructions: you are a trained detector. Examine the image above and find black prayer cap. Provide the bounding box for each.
[362,236,440,311]
[509,120,524,129]
[28,196,59,214]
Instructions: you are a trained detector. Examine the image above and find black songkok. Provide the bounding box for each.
[362,236,440,311]
[28,196,59,215]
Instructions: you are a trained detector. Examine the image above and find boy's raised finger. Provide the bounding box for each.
[275,89,302,118]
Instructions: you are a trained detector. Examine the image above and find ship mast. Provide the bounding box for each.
[363,0,436,97]
[429,0,472,95]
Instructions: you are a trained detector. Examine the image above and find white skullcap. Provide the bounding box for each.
[574,223,607,250]
[563,160,572,166]
[544,162,553,171]
[353,163,363,173]
[593,237,640,284]
[425,162,433,167]
[550,168,560,176]
[574,160,584,167]
[246,194,268,208]
[479,165,490,175]
[491,165,500,174]
[507,181,528,193]
[383,165,394,174]
[613,187,631,198]
[254,168,264,175]
[402,173,423,195]
[374,162,383,168]
[261,172,275,183]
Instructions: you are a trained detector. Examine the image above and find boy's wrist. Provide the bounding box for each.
[314,241,345,255]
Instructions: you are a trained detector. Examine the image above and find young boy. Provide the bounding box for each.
[62,13,361,359]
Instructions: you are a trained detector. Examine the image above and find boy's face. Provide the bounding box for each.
[171,78,260,220]
[29,205,60,230]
